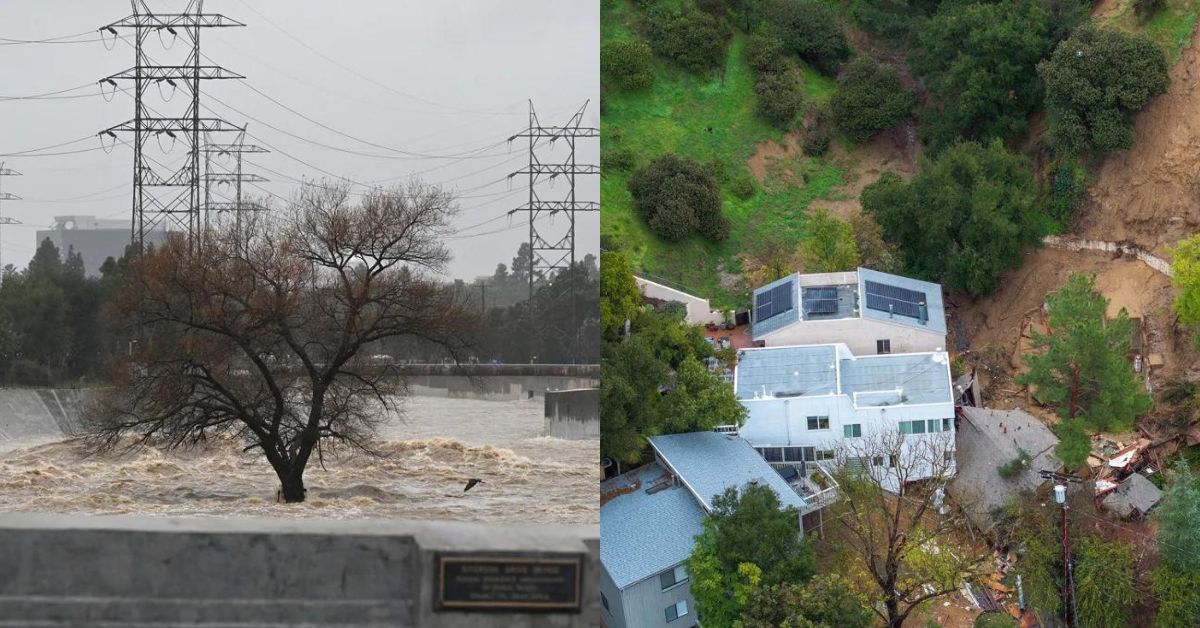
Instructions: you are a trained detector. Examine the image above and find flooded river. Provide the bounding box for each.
[0,396,598,523]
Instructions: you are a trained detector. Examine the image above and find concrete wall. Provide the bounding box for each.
[545,388,600,440]
[635,277,725,326]
[408,375,599,400]
[0,513,599,628]
[0,388,89,446]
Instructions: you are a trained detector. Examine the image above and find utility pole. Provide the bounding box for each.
[507,100,598,364]
[1040,469,1084,627]
[479,281,487,314]
[0,162,21,277]
[202,129,268,246]
[99,0,246,253]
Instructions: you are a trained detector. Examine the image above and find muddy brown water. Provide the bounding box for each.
[0,396,599,523]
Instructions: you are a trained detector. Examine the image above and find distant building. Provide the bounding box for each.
[600,431,827,628]
[751,268,946,355]
[35,215,165,277]
[734,342,956,490]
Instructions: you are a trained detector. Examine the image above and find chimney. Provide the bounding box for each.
[918,301,928,325]
[888,303,894,319]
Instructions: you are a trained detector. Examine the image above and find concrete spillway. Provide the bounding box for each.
[0,388,88,446]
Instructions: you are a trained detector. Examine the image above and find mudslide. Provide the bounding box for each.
[1082,22,1200,255]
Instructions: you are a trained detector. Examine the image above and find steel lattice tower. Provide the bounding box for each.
[203,129,268,240]
[507,100,598,363]
[0,162,21,275]
[98,0,245,251]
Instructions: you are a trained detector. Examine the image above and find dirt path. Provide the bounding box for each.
[1079,21,1200,256]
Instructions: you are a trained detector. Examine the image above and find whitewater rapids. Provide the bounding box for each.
[0,396,598,523]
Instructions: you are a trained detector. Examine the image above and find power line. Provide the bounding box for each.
[232,0,524,118]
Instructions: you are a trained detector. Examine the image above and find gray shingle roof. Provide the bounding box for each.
[858,267,947,335]
[600,464,706,590]
[1102,473,1163,518]
[840,352,953,406]
[950,407,1062,530]
[735,345,838,399]
[650,432,808,512]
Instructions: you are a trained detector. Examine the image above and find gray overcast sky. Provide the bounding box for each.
[0,1,598,280]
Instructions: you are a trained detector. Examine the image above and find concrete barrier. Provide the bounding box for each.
[407,375,598,400]
[544,388,600,440]
[0,513,600,627]
[0,388,89,445]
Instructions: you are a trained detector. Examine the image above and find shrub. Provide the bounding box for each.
[629,154,729,241]
[601,145,639,173]
[644,4,731,73]
[753,0,849,74]
[1039,25,1169,156]
[729,174,757,200]
[1135,0,1166,19]
[743,28,785,74]
[831,57,916,143]
[756,63,806,128]
[601,39,656,90]
[996,449,1032,479]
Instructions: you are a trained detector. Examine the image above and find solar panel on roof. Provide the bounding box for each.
[806,286,837,301]
[754,280,794,322]
[806,299,838,315]
[864,280,926,319]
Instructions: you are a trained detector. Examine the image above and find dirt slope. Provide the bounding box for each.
[1080,24,1200,255]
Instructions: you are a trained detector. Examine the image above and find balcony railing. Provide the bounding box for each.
[789,463,839,514]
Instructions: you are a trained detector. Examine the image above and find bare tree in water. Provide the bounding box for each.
[84,181,477,502]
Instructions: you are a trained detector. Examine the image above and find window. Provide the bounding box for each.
[782,447,805,463]
[943,418,953,432]
[945,450,954,463]
[888,454,899,468]
[872,455,884,467]
[900,420,927,435]
[926,419,942,433]
[660,565,689,590]
[666,600,689,622]
[807,416,830,430]
[817,449,835,461]
[802,447,816,462]
[601,592,609,611]
[876,339,891,354]
[762,447,783,462]
[843,423,862,438]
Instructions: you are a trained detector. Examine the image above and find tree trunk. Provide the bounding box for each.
[274,464,307,503]
[885,597,901,628]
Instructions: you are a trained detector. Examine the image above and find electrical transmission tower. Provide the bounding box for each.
[98,0,246,252]
[507,100,598,363]
[203,129,268,240]
[0,163,21,275]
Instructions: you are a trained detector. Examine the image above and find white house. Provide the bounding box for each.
[734,342,956,489]
[751,268,947,355]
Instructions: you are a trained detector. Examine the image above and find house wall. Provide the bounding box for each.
[739,395,956,487]
[610,565,698,628]
[760,318,945,355]
[636,277,725,326]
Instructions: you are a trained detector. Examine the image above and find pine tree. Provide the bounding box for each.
[1018,273,1151,432]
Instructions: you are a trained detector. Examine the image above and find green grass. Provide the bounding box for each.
[601,1,847,309]
[1102,0,1199,63]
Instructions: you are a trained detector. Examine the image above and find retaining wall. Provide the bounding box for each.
[0,388,88,446]
[0,513,600,628]
[544,388,600,440]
